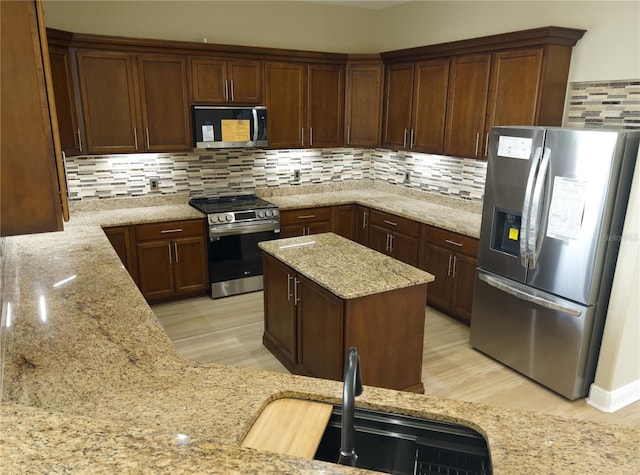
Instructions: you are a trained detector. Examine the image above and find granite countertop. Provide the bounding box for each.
[259,233,434,299]
[1,190,638,473]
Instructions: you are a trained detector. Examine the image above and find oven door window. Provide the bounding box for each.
[209,230,279,282]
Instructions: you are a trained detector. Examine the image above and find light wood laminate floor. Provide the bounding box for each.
[153,292,639,428]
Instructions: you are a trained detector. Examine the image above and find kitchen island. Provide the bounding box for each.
[1,189,638,474]
[260,233,434,392]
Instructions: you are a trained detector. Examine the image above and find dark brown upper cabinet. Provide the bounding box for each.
[344,60,383,147]
[190,57,263,104]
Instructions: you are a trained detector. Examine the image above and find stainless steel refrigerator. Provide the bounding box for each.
[469,126,640,400]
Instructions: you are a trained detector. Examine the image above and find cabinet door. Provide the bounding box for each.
[76,50,140,154]
[355,206,369,246]
[137,54,191,151]
[297,274,344,381]
[263,254,297,367]
[344,64,382,147]
[307,64,344,148]
[451,253,477,323]
[422,243,454,312]
[368,225,390,256]
[1,0,64,236]
[137,240,174,301]
[265,62,306,148]
[484,49,543,157]
[279,224,305,239]
[332,204,355,241]
[48,46,81,156]
[103,225,137,281]
[228,60,263,103]
[389,232,419,267]
[443,54,491,159]
[382,63,414,149]
[190,57,227,103]
[412,59,449,154]
[173,236,208,295]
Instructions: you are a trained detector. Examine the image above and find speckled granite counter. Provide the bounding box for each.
[259,233,434,299]
[257,181,483,238]
[1,192,639,473]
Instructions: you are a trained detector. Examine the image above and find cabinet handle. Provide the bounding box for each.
[310,127,313,147]
[383,220,398,226]
[347,126,351,145]
[160,228,183,234]
[134,128,138,150]
[403,128,408,148]
[484,132,489,157]
[174,242,179,263]
[475,132,480,156]
[298,215,316,220]
[77,129,83,153]
[145,128,150,150]
[287,274,293,301]
[445,239,463,247]
[362,210,367,229]
[294,277,300,305]
[230,80,235,101]
[447,254,452,276]
[301,128,304,147]
[410,129,415,149]
[224,80,229,101]
[168,243,172,264]
[389,233,394,253]
[452,255,457,278]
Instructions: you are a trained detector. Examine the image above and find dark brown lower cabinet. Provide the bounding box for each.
[262,252,426,393]
[103,225,137,281]
[331,204,356,241]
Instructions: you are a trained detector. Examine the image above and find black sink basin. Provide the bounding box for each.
[314,406,492,475]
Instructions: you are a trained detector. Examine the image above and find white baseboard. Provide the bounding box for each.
[587,380,640,413]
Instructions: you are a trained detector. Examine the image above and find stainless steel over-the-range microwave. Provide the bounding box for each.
[192,105,267,149]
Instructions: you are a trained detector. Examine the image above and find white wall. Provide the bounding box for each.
[43,1,640,83]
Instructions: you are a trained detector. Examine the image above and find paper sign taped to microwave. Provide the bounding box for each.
[546,177,587,241]
[221,119,250,142]
[497,136,533,159]
[202,125,215,142]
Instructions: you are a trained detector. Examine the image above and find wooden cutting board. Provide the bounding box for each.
[241,398,333,459]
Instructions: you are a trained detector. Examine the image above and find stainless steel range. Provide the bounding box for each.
[189,195,280,298]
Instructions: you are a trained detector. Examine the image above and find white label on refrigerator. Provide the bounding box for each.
[497,136,533,159]
[202,125,215,142]
[546,177,587,241]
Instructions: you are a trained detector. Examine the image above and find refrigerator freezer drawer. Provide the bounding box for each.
[470,269,597,400]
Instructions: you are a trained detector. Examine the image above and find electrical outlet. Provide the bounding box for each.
[149,178,159,191]
[404,172,410,183]
[294,169,301,181]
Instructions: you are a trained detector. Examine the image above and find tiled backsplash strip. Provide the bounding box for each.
[64,148,487,202]
[565,79,640,129]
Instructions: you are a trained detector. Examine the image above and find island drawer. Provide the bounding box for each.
[135,219,205,241]
[425,225,478,256]
[369,210,420,238]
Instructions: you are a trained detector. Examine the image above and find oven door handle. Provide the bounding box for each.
[209,222,280,239]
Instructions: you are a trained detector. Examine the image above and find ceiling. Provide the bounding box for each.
[303,1,409,9]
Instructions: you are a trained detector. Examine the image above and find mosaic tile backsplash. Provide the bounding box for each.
[64,148,487,202]
[565,79,640,129]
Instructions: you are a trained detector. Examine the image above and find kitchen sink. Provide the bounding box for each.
[314,406,492,475]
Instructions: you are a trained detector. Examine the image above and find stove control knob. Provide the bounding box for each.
[257,210,265,218]
[217,215,225,222]
[225,214,233,222]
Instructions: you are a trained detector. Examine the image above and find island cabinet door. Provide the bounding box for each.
[296,274,344,381]
[262,253,298,370]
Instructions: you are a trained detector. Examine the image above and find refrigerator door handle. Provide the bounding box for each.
[520,146,543,268]
[528,147,551,269]
[478,272,582,317]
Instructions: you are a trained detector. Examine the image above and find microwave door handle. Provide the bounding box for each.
[252,108,258,143]
[528,147,551,269]
[520,146,543,268]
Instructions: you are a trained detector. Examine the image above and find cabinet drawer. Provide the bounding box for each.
[425,225,478,257]
[280,207,332,225]
[370,210,420,238]
[135,219,205,241]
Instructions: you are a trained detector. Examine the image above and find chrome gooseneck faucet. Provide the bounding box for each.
[338,347,363,467]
